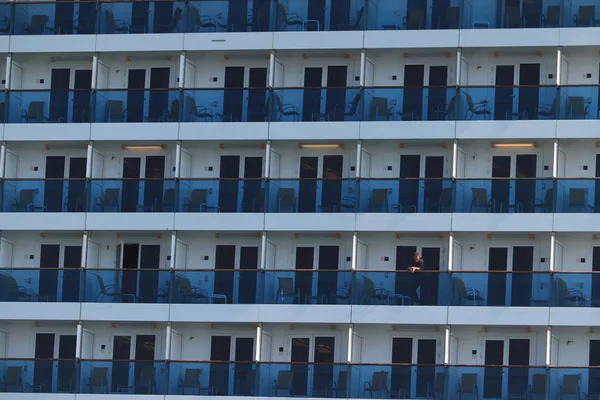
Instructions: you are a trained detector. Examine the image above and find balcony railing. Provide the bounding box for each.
[6,178,600,214]
[2,0,597,36]
[4,360,597,398]
[0,268,82,302]
[3,268,600,307]
[1,86,597,123]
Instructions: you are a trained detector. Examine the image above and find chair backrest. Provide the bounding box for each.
[183,368,201,385]
[163,188,176,207]
[18,189,35,206]
[371,97,388,117]
[170,99,180,121]
[185,95,197,119]
[371,188,388,207]
[562,374,580,394]
[579,6,595,20]
[175,274,192,293]
[362,275,375,295]
[278,188,295,205]
[30,15,48,32]
[434,187,453,208]
[190,189,208,205]
[569,188,586,207]
[354,7,365,27]
[568,96,585,114]
[471,187,487,203]
[337,370,348,389]
[276,370,293,389]
[434,371,445,392]
[371,371,388,391]
[453,277,467,297]
[90,367,108,385]
[103,188,119,205]
[459,373,477,393]
[505,5,520,19]
[172,7,183,27]
[29,101,44,119]
[531,373,547,394]
[543,188,554,206]
[547,6,560,25]
[139,366,156,382]
[464,92,477,111]
[555,277,568,297]
[107,100,123,119]
[5,366,22,385]
[348,92,361,114]
[93,273,107,293]
[105,9,116,30]
[278,277,294,295]
[245,369,257,388]
[447,96,457,115]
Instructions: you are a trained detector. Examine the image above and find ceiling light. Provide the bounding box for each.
[298,143,343,149]
[121,144,167,150]
[491,143,537,148]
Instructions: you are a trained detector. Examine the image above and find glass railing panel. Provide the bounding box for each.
[357,179,454,213]
[367,0,460,30]
[271,88,362,122]
[1,179,89,212]
[462,0,554,29]
[267,179,358,213]
[0,359,78,393]
[0,268,82,302]
[558,86,600,120]
[555,178,600,213]
[13,2,97,35]
[89,179,177,212]
[171,270,262,304]
[458,86,558,120]
[273,0,364,32]
[354,271,451,306]
[79,360,166,394]
[548,367,600,398]
[349,364,446,398]
[187,0,275,32]
[363,87,457,121]
[263,270,353,304]
[446,365,547,399]
[453,179,553,213]
[450,272,551,307]
[98,2,186,34]
[257,362,349,397]
[168,361,257,395]
[177,179,266,213]
[94,89,181,123]
[551,273,600,307]
[83,268,171,303]
[565,2,600,27]
[182,89,270,122]
[7,90,92,123]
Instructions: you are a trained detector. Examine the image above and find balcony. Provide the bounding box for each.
[4,0,599,37]
[3,178,599,214]
[0,358,77,393]
[6,360,587,398]
[0,268,82,302]
[0,86,597,124]
[0,268,597,308]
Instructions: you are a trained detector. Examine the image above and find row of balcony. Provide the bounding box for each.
[0,360,593,399]
[1,268,598,307]
[3,178,599,214]
[3,86,598,123]
[0,0,596,36]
